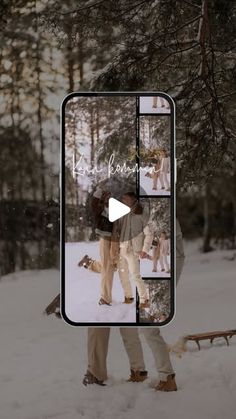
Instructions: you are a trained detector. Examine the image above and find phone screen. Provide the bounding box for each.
[61,93,175,326]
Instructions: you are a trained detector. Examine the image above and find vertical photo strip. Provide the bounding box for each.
[137,95,174,324]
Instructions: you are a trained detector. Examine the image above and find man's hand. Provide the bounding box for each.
[139,251,147,259]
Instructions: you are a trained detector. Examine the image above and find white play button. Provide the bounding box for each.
[108,198,130,222]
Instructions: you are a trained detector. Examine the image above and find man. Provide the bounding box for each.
[118,192,153,309]
[159,231,170,273]
[83,219,185,391]
[91,186,115,306]
[152,96,170,110]
[79,191,153,308]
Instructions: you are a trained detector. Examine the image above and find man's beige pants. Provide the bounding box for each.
[99,238,114,304]
[142,255,185,380]
[152,173,159,189]
[159,172,170,189]
[87,328,145,381]
[159,254,170,271]
[88,248,147,302]
[152,246,160,271]
[87,254,185,382]
[119,247,148,302]
[153,96,167,108]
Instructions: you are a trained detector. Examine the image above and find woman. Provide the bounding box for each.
[159,149,170,191]
[159,231,170,273]
[152,235,160,272]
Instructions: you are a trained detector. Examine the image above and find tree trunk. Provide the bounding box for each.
[72,102,79,206]
[35,2,46,202]
[90,106,95,169]
[78,36,84,86]
[67,27,74,92]
[231,196,236,249]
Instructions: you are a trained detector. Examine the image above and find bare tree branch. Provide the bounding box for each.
[59,0,106,16]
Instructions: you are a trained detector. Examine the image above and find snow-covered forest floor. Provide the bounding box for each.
[65,242,136,323]
[1,241,236,419]
[139,169,171,196]
[140,255,171,278]
[64,241,171,323]
[139,97,171,114]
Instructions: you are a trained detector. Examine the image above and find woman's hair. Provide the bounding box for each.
[123,192,143,214]
[123,191,137,199]
[161,231,167,237]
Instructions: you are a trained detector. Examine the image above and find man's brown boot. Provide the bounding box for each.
[127,369,148,382]
[123,297,134,304]
[83,370,106,387]
[155,374,177,392]
[139,300,150,309]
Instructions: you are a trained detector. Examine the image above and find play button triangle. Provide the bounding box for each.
[108,198,130,222]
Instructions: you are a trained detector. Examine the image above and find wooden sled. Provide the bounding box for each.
[184,330,236,350]
[44,293,61,317]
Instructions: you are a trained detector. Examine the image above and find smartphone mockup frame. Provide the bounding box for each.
[60,92,176,327]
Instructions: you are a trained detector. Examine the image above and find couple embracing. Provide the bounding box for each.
[79,187,152,308]
[83,218,185,391]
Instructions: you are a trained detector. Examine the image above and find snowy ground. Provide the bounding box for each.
[1,242,236,419]
[65,242,136,323]
[139,96,171,114]
[65,241,170,324]
[139,168,170,196]
[140,255,171,278]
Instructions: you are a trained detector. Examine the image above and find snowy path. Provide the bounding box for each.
[139,168,170,196]
[1,242,236,419]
